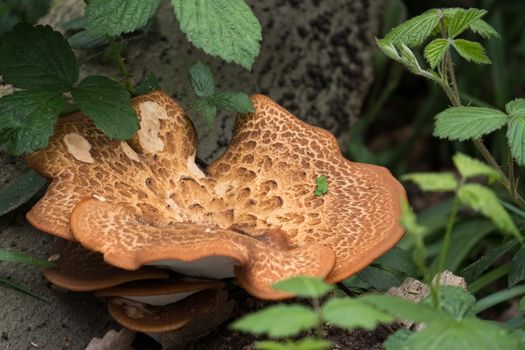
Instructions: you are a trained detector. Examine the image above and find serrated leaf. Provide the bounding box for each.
[452,39,491,64]
[0,89,65,155]
[383,9,439,47]
[376,39,402,62]
[423,286,476,320]
[434,106,508,141]
[212,92,254,113]
[188,61,215,98]
[0,170,46,216]
[0,249,56,268]
[507,115,525,166]
[461,240,518,283]
[452,152,500,182]
[0,23,78,91]
[359,294,444,323]
[172,0,262,69]
[72,75,138,139]
[373,247,418,277]
[398,44,423,74]
[255,339,331,350]
[272,276,333,298]
[458,184,520,238]
[86,0,161,36]
[357,266,402,291]
[314,175,328,196]
[134,74,161,96]
[402,172,458,192]
[506,99,525,118]
[383,329,412,350]
[193,99,218,128]
[469,19,500,39]
[231,304,319,338]
[322,297,394,330]
[400,202,427,236]
[444,8,486,38]
[509,247,525,287]
[424,38,449,69]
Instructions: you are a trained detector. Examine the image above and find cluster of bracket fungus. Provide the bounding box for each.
[25,90,405,342]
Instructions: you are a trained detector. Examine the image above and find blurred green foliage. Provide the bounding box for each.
[0,0,51,35]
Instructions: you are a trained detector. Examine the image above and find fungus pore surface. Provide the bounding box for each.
[27,91,405,299]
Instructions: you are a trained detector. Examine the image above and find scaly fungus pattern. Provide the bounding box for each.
[26,90,405,299]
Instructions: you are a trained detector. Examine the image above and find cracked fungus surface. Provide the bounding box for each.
[26,91,405,299]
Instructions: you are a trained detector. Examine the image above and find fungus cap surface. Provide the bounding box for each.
[26,90,405,298]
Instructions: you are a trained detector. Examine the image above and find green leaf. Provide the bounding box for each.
[322,297,394,330]
[68,30,107,49]
[507,115,525,166]
[383,9,439,47]
[0,170,46,216]
[424,38,449,69]
[444,8,486,38]
[0,276,48,303]
[458,184,520,238]
[255,339,331,350]
[188,61,215,98]
[71,75,138,139]
[509,247,525,287]
[134,74,161,96]
[452,152,500,182]
[172,0,262,69]
[452,39,491,64]
[231,304,319,338]
[506,98,525,118]
[359,294,445,323]
[314,175,329,196]
[373,247,418,277]
[212,92,255,113]
[400,202,427,236]
[86,0,161,36]
[376,39,402,62]
[433,286,476,320]
[469,19,500,39]
[0,23,78,91]
[357,266,402,291]
[0,89,65,155]
[461,240,518,283]
[0,249,56,268]
[383,329,412,350]
[402,172,458,192]
[434,106,508,141]
[193,99,218,128]
[272,276,334,298]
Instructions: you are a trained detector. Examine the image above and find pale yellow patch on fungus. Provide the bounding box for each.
[186,152,205,179]
[93,194,107,202]
[63,133,95,163]
[115,298,151,319]
[137,101,168,154]
[120,142,141,162]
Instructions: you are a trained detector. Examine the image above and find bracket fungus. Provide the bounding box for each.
[27,90,405,303]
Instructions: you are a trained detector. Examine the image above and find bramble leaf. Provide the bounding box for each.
[231,304,319,338]
[469,19,500,39]
[172,0,262,69]
[452,152,500,182]
[134,74,161,96]
[452,39,491,64]
[373,247,418,277]
[424,38,449,69]
[458,184,520,239]
[322,298,394,330]
[509,247,525,287]
[193,99,218,128]
[0,24,78,91]
[427,286,476,320]
[383,329,412,350]
[0,89,65,155]
[314,175,329,196]
[444,8,486,38]
[359,294,444,323]
[507,115,525,166]
[86,0,161,36]
[357,266,402,291]
[272,276,333,298]
[72,75,138,139]
[0,170,46,216]
[506,98,525,118]
[434,106,508,141]
[461,240,518,283]
[189,61,215,98]
[383,9,439,47]
[212,92,255,113]
[255,339,331,350]
[402,172,457,192]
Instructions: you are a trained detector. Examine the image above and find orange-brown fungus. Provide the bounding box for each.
[27,91,405,299]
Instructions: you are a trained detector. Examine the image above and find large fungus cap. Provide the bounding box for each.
[27,91,405,299]
[43,239,169,291]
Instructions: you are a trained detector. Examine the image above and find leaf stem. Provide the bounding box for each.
[436,194,460,275]
[473,284,525,314]
[106,35,133,93]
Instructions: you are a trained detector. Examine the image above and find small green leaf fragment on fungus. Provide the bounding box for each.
[272,276,334,298]
[314,175,328,196]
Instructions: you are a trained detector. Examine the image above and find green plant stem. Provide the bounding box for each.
[468,263,510,294]
[311,297,325,338]
[472,284,525,314]
[106,35,133,93]
[436,195,460,275]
